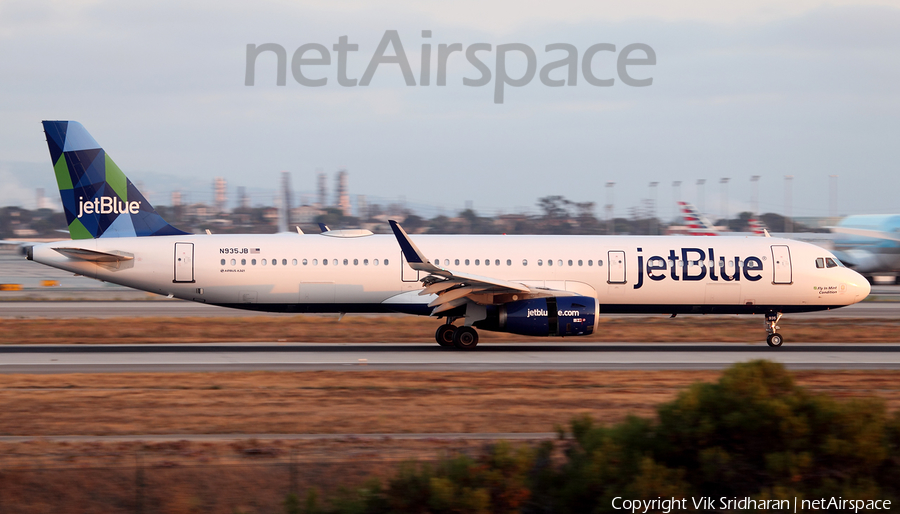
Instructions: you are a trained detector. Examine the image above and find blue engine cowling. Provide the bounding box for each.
[475,296,596,337]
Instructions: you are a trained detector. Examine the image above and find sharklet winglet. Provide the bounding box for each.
[389,220,441,273]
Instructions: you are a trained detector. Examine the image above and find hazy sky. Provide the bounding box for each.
[1,0,899,221]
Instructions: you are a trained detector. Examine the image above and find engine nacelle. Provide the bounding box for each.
[475,296,596,337]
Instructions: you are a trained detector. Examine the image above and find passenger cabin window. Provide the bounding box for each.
[455,259,460,265]
[522,259,528,266]
[507,259,512,266]
[384,259,389,265]
[825,257,838,268]
[816,258,825,268]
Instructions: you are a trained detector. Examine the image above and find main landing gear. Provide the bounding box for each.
[434,320,479,350]
[765,311,784,347]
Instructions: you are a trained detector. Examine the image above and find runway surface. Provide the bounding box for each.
[1,300,898,319]
[1,343,898,373]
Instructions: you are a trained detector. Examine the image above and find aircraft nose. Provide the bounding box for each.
[852,271,871,300]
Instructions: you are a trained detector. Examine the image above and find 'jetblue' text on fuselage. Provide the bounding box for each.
[633,247,763,290]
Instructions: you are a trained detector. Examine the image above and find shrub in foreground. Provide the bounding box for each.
[290,361,900,513]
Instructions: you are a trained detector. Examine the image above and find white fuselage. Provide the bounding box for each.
[30,233,870,319]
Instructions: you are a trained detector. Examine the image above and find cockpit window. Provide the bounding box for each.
[825,257,838,268]
[815,258,825,269]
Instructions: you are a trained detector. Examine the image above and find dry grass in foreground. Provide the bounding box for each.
[1,370,898,437]
[1,314,900,344]
[2,368,899,513]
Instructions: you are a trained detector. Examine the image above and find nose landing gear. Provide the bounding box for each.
[765,311,784,347]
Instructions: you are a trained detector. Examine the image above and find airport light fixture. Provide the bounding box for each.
[785,175,794,233]
[606,181,615,235]
[696,179,706,214]
[671,181,681,222]
[750,175,760,215]
[719,177,730,222]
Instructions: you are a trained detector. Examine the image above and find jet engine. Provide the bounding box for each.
[475,296,596,337]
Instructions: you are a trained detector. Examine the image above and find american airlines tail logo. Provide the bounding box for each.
[77,196,141,218]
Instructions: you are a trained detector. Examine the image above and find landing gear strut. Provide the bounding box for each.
[765,311,784,347]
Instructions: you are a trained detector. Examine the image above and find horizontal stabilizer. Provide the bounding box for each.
[53,247,134,262]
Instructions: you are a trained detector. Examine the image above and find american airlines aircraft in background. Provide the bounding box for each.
[26,121,870,348]
[677,202,767,236]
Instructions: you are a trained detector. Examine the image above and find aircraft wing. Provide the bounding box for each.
[389,220,573,314]
[829,226,900,243]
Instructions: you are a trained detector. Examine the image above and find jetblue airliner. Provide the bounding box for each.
[26,121,871,348]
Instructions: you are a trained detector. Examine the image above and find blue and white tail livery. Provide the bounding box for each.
[28,121,871,348]
[43,121,187,239]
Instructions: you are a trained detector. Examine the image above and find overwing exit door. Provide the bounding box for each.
[608,250,626,284]
[174,242,194,283]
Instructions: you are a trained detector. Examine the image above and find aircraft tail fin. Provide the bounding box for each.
[678,201,719,236]
[42,121,188,239]
[748,217,768,236]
